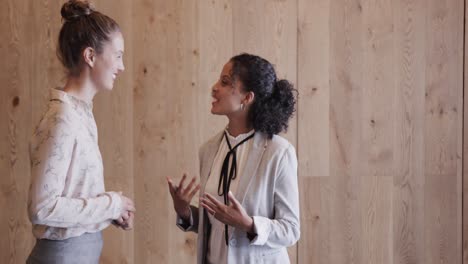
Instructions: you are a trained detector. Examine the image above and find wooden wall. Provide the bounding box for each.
[0,0,464,263]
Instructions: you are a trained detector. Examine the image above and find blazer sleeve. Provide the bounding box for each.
[250,144,300,247]
[176,205,200,233]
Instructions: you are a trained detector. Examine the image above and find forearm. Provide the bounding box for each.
[29,192,122,228]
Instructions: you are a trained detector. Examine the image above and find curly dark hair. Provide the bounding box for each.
[230,53,297,138]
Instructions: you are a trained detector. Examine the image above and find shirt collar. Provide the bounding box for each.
[50,88,93,110]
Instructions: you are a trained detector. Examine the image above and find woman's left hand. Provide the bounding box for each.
[200,191,254,233]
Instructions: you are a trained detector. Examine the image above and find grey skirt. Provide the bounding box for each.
[26,232,103,264]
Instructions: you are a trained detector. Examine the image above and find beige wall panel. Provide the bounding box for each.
[360,0,395,177]
[392,0,426,263]
[328,1,365,262]
[298,0,330,178]
[298,177,331,264]
[360,176,393,264]
[464,0,468,261]
[132,0,199,263]
[423,0,463,263]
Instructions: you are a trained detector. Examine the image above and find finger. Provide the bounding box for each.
[200,202,215,215]
[204,193,223,208]
[184,177,197,195]
[124,198,136,212]
[125,215,134,230]
[178,174,188,191]
[188,184,201,199]
[167,177,176,197]
[116,217,124,224]
[200,197,218,210]
[122,212,130,221]
[228,191,241,208]
[124,201,136,212]
[127,199,135,209]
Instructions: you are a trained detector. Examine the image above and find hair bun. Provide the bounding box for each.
[61,0,94,22]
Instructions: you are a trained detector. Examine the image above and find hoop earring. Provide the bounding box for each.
[240,103,244,110]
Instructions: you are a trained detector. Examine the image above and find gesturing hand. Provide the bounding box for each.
[167,174,200,221]
[200,191,254,233]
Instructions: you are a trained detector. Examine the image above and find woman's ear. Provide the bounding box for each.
[83,47,95,68]
[244,91,255,106]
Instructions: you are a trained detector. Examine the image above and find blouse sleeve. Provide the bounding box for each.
[28,106,122,228]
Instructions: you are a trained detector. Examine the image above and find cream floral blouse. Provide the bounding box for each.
[28,88,122,240]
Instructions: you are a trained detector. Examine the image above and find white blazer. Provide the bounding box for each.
[177,131,300,264]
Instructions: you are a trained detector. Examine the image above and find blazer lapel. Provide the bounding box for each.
[198,131,223,264]
[229,132,267,238]
[199,131,223,194]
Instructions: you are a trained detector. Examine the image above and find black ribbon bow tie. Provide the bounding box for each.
[217,131,255,245]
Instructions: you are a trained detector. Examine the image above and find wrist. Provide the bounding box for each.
[243,216,254,233]
[177,205,191,220]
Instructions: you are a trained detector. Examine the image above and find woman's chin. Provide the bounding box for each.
[210,107,222,115]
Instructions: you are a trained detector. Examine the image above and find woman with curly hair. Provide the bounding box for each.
[167,53,300,264]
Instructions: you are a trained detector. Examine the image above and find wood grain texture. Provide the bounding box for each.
[298,0,330,178]
[360,0,395,177]
[298,177,331,264]
[132,0,199,263]
[423,0,463,262]
[0,0,465,264]
[328,1,365,263]
[464,0,468,261]
[392,0,426,263]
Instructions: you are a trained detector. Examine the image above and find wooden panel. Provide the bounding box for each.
[298,177,331,264]
[298,0,330,177]
[360,0,394,177]
[94,1,135,263]
[327,1,364,262]
[464,0,468,261]
[424,0,463,263]
[392,0,426,263]
[360,176,393,264]
[132,0,199,263]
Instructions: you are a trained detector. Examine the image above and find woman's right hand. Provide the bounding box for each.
[119,194,136,213]
[114,194,135,228]
[167,174,200,221]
